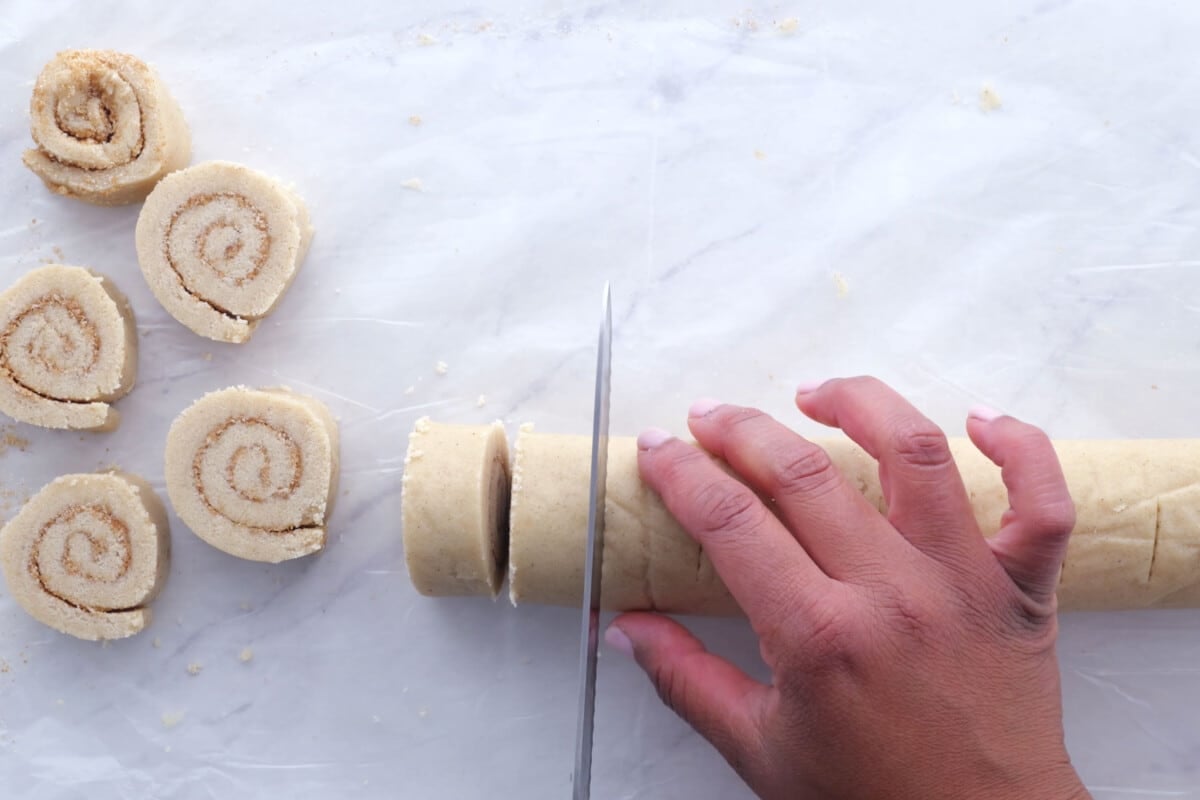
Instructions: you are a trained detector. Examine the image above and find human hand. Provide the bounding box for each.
[606,377,1090,800]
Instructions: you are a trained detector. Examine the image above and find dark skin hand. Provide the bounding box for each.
[604,376,1091,800]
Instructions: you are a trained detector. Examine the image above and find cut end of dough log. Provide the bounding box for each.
[0,471,170,641]
[0,264,137,431]
[401,418,511,597]
[23,49,191,206]
[165,386,339,562]
[135,161,313,343]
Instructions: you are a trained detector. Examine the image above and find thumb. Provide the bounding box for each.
[608,612,770,784]
[966,408,1077,606]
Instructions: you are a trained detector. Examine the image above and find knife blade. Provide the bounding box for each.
[572,283,612,800]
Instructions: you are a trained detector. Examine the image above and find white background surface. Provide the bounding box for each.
[1,1,1198,798]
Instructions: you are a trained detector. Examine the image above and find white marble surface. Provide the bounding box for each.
[1,1,1198,797]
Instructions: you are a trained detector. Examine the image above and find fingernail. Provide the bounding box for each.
[795,379,826,396]
[637,427,672,451]
[688,397,721,418]
[968,404,1003,422]
[605,625,635,658]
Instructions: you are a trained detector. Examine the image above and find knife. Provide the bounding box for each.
[572,283,612,800]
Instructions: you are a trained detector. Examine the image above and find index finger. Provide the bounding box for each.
[636,428,832,628]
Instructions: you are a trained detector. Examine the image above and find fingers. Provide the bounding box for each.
[608,612,770,784]
[637,430,830,627]
[966,407,1076,605]
[686,401,899,580]
[795,377,987,565]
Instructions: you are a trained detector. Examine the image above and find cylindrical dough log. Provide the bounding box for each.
[509,432,1200,614]
[23,50,191,205]
[0,264,137,431]
[165,386,339,562]
[135,161,313,343]
[401,419,511,597]
[0,472,169,640]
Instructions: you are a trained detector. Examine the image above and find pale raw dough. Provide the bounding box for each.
[23,50,191,205]
[507,431,1200,614]
[401,418,511,597]
[135,161,313,343]
[0,472,170,640]
[164,386,339,562]
[0,264,137,431]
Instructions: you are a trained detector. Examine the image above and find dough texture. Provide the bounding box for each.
[0,472,169,640]
[0,264,137,431]
[401,419,511,597]
[507,432,1200,614]
[135,161,313,343]
[23,50,191,205]
[165,386,339,562]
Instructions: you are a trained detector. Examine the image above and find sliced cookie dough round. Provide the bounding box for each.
[136,161,313,343]
[165,386,338,562]
[401,418,511,597]
[23,49,191,205]
[0,472,170,641]
[0,264,137,431]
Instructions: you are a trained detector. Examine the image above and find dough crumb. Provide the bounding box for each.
[239,601,253,611]
[418,32,438,46]
[980,86,1002,112]
[239,647,254,663]
[372,714,381,723]
[418,707,430,718]
[409,115,423,126]
[754,148,767,161]
[186,662,203,676]
[414,417,431,434]
[777,17,799,33]
[0,428,30,456]
[202,353,213,362]
[519,422,534,433]
[404,386,416,395]
[401,177,424,192]
[833,272,850,298]
[434,361,449,376]
[476,394,488,407]
[152,637,161,649]
[161,710,185,729]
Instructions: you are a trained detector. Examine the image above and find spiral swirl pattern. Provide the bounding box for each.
[137,162,313,343]
[0,473,169,641]
[22,50,191,206]
[166,387,338,562]
[0,265,137,431]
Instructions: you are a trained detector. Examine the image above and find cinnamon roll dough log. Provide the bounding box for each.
[0,472,169,640]
[136,161,313,343]
[165,387,339,562]
[509,432,1200,614]
[401,419,510,597]
[23,50,190,205]
[509,431,739,614]
[0,264,137,431]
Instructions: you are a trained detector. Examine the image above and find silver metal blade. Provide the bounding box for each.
[572,283,612,800]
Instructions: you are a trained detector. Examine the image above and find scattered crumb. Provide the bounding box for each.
[408,115,423,126]
[30,218,37,226]
[186,662,203,676]
[0,429,30,456]
[202,353,213,362]
[434,361,449,376]
[753,148,766,161]
[372,714,381,723]
[55,698,63,706]
[417,707,430,719]
[152,637,161,649]
[1151,384,1159,390]
[161,710,185,729]
[404,385,416,395]
[833,272,850,298]
[239,647,254,663]
[418,32,437,46]
[477,21,493,32]
[401,177,424,192]
[100,639,111,649]
[52,246,65,261]
[239,600,253,611]
[0,659,9,673]
[777,17,799,33]
[980,86,1002,112]
[165,745,172,753]
[519,422,534,433]
[334,288,342,294]
[414,417,431,434]
[342,488,349,497]
[402,686,409,693]
[476,394,488,408]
